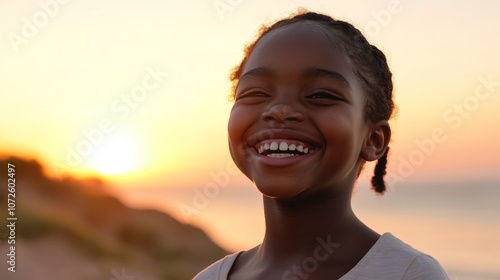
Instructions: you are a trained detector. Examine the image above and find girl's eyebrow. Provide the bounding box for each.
[304,67,351,89]
[239,67,350,88]
[240,67,275,81]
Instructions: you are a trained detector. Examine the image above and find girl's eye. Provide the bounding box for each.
[235,89,270,101]
[306,91,342,100]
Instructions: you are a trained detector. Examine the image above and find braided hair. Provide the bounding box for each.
[229,10,395,194]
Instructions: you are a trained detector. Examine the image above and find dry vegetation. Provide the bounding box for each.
[0,156,227,280]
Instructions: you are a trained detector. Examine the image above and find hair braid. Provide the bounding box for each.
[371,147,389,194]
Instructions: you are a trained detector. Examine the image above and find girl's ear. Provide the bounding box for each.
[361,120,391,161]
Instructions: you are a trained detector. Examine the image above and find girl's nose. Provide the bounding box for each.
[261,104,305,123]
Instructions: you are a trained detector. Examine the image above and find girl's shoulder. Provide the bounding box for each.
[192,252,242,280]
[340,232,450,280]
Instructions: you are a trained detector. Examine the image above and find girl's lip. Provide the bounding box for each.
[247,145,320,167]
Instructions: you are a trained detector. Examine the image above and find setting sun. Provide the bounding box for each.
[90,136,139,175]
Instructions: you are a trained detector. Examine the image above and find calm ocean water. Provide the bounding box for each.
[117,179,500,280]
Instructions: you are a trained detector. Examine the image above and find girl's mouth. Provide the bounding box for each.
[244,129,322,166]
[255,139,317,158]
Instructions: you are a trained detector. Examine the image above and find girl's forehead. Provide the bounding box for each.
[254,21,341,53]
[243,21,353,76]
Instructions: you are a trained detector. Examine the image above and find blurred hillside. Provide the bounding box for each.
[0,156,227,280]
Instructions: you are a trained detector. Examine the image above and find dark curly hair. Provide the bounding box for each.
[229,10,395,194]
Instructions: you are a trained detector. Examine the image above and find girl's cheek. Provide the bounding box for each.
[228,105,259,162]
[227,107,247,146]
[228,105,252,131]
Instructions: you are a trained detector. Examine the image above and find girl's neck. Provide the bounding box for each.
[228,189,380,279]
[257,189,379,263]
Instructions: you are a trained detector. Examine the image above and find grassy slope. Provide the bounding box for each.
[0,156,227,280]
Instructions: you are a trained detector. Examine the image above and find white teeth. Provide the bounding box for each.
[279,142,288,151]
[257,141,314,155]
[267,153,295,158]
[270,142,278,151]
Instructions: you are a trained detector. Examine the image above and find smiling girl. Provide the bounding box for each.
[194,11,449,280]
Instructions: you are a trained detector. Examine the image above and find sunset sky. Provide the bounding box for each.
[2,0,499,187]
[2,1,500,277]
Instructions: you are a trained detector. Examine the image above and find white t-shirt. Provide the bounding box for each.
[193,233,449,280]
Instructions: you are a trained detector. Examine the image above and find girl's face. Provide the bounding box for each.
[228,22,376,199]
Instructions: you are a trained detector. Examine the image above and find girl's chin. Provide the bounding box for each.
[254,180,307,199]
